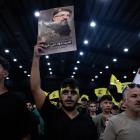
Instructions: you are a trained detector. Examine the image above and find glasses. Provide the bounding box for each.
[127,83,140,88]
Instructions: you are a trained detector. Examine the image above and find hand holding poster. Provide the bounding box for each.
[38,6,77,55]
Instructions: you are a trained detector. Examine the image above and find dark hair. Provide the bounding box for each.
[53,8,72,17]
[0,56,9,71]
[112,105,119,110]
[89,101,96,105]
[100,95,112,103]
[60,78,79,89]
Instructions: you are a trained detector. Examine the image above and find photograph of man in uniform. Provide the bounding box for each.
[38,7,73,42]
[38,6,76,55]
[50,8,72,36]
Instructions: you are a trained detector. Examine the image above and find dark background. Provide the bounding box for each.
[0,0,140,100]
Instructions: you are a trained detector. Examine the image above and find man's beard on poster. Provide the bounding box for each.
[49,21,71,36]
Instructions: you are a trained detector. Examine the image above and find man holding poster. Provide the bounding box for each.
[30,40,98,140]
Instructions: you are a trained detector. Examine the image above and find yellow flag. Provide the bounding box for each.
[105,89,119,105]
[121,82,131,91]
[94,88,107,96]
[50,101,58,106]
[44,91,49,96]
[49,90,59,100]
[112,97,119,106]
[106,89,111,95]
[110,74,122,93]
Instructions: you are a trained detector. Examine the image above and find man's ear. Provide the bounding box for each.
[123,98,127,106]
[4,70,9,78]
[100,102,103,108]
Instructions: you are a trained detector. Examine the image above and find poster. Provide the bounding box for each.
[38,6,77,55]
[133,68,140,84]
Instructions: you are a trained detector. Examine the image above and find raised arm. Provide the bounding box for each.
[30,41,46,109]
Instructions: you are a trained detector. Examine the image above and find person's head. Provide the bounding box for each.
[0,56,9,83]
[88,101,97,113]
[59,78,79,112]
[111,105,119,115]
[26,102,33,111]
[52,8,72,24]
[81,98,88,108]
[100,95,113,113]
[123,83,140,113]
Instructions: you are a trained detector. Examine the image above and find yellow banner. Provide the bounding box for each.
[110,74,122,93]
[49,90,59,99]
[95,88,107,96]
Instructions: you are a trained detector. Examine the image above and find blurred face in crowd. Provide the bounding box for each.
[53,10,71,24]
[0,64,8,82]
[124,87,140,113]
[111,106,119,115]
[26,102,33,111]
[100,100,113,113]
[88,103,96,113]
[81,99,88,108]
[59,86,79,111]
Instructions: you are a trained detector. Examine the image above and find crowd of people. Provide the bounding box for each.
[0,8,140,140]
[0,39,140,140]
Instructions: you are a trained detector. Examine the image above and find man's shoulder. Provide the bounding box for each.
[39,96,59,117]
[12,91,27,104]
[108,112,127,127]
[1,90,24,102]
[78,113,97,129]
[110,112,126,121]
[96,113,103,118]
[79,112,92,119]
[93,113,103,121]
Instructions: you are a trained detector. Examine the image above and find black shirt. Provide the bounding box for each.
[40,97,98,140]
[0,91,31,140]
